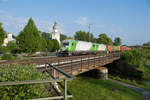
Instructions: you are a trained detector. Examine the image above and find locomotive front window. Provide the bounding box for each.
[63,43,69,46]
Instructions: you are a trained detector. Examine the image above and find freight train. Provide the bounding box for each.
[59,39,131,56]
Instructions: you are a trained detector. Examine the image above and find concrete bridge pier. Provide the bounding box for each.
[95,67,108,80]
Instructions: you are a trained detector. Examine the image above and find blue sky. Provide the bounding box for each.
[0,0,150,45]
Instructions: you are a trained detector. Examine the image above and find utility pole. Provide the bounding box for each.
[88,24,93,42]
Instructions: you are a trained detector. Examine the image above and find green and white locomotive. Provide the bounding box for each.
[59,39,107,56]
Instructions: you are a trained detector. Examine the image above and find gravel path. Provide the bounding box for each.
[109,79,150,100]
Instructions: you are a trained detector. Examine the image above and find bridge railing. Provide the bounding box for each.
[0,64,74,100]
[52,52,120,78]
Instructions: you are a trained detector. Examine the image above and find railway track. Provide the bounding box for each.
[0,54,96,66]
[0,53,120,78]
[37,53,120,78]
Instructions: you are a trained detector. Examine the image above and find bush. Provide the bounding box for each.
[46,40,54,52]
[51,39,60,52]
[121,48,150,80]
[6,41,18,54]
[0,64,50,99]
[1,53,14,60]
[0,46,8,54]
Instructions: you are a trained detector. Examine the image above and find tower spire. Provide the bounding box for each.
[51,19,60,44]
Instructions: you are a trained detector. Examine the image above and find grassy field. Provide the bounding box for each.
[67,76,145,100]
[110,75,150,91]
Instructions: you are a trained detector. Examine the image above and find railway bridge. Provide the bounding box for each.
[38,52,120,79]
[0,52,120,100]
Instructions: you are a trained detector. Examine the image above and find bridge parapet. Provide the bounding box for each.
[41,52,120,79]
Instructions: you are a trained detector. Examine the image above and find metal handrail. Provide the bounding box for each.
[0,64,74,100]
[48,64,74,79]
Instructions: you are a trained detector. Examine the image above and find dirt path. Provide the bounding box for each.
[109,79,150,100]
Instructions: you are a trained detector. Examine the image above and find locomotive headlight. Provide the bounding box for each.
[61,42,69,51]
[60,46,68,51]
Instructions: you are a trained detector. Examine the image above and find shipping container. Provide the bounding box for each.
[113,46,117,51]
[117,46,121,51]
[108,45,113,52]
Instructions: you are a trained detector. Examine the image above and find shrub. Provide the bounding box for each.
[1,53,14,60]
[121,48,150,80]
[46,40,54,52]
[0,46,8,54]
[6,41,18,54]
[0,64,50,99]
[51,39,60,52]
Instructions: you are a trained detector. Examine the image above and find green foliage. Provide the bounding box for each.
[121,48,150,80]
[16,18,46,53]
[96,33,112,45]
[143,41,150,46]
[51,39,60,52]
[113,37,121,46]
[109,75,150,90]
[74,30,95,42]
[46,40,54,51]
[1,53,14,60]
[66,36,73,39]
[6,41,18,54]
[41,32,51,40]
[68,77,145,100]
[0,64,50,99]
[0,22,6,46]
[0,46,8,54]
[60,34,67,41]
[40,38,47,51]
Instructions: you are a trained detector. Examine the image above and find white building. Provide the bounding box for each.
[51,21,60,44]
[3,33,15,46]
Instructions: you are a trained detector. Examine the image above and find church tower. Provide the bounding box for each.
[51,21,60,44]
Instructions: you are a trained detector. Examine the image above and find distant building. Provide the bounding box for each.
[51,21,60,44]
[3,33,15,46]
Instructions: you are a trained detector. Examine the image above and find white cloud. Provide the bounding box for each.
[0,11,27,34]
[75,17,88,26]
[0,11,56,34]
[0,0,8,2]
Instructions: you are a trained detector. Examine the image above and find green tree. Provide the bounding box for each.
[143,42,150,46]
[60,34,67,41]
[39,38,47,51]
[96,33,112,45]
[41,32,51,40]
[51,39,60,52]
[74,30,95,42]
[0,22,6,46]
[0,46,8,54]
[6,41,18,54]
[16,18,46,53]
[46,40,54,51]
[66,37,73,39]
[114,37,122,46]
